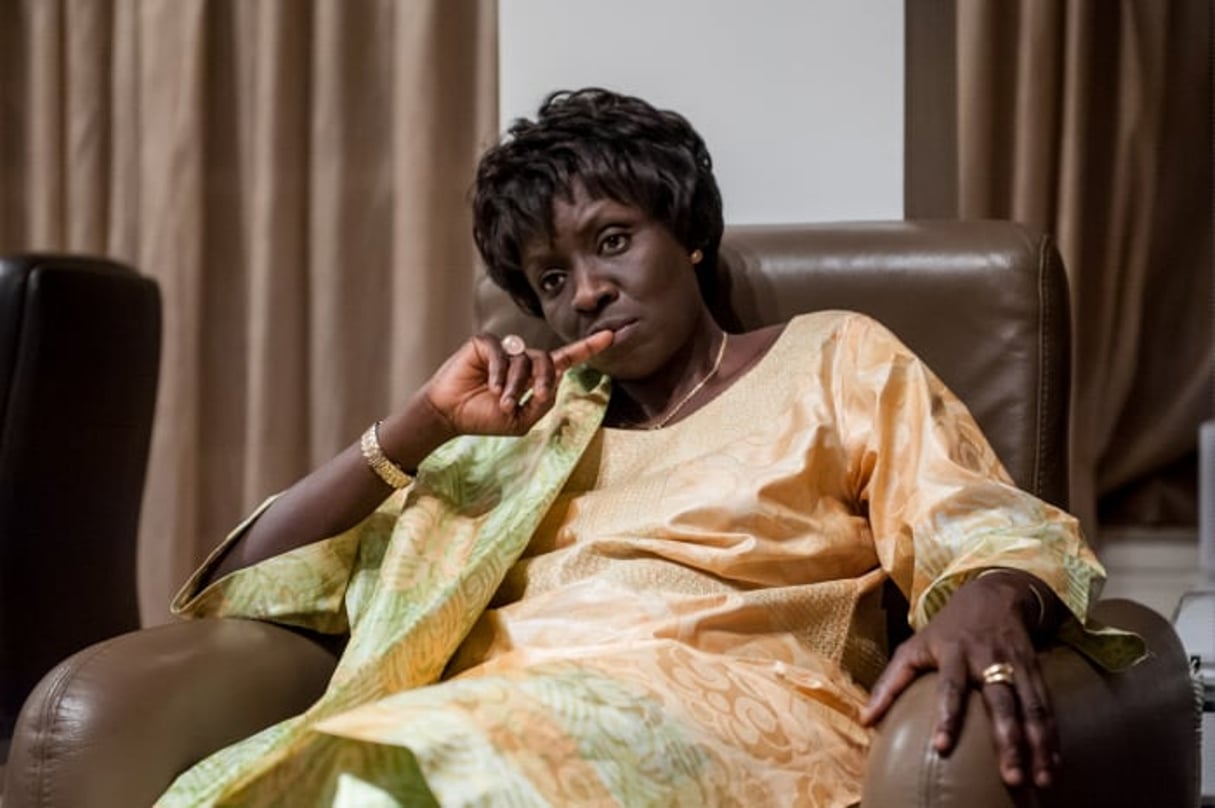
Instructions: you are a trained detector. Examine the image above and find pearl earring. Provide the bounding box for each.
[690,249,703,265]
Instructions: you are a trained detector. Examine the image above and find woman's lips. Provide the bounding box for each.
[600,320,638,347]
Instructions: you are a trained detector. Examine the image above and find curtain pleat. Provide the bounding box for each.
[389,1,499,399]
[135,0,210,624]
[0,0,498,624]
[25,0,66,247]
[243,1,311,509]
[107,0,139,258]
[957,0,1211,535]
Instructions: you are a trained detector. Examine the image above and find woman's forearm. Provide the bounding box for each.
[195,331,612,588]
[203,391,456,584]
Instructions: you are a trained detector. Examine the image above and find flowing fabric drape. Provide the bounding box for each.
[952,0,1212,535]
[0,0,499,623]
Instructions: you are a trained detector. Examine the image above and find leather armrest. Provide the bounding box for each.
[3,619,339,808]
[861,599,1199,807]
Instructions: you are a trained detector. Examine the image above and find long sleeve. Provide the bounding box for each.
[830,314,1104,630]
[170,489,408,634]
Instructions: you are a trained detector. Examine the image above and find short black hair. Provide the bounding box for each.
[472,88,724,316]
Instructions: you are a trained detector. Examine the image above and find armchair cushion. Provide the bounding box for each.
[4,620,338,808]
[861,599,1200,807]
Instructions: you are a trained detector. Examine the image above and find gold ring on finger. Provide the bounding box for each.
[981,662,1015,686]
[501,334,526,357]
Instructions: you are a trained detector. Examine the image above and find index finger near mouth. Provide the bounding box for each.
[551,330,615,371]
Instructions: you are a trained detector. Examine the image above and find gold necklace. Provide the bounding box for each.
[650,332,729,429]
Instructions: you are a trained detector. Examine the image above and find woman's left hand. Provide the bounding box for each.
[859,571,1060,789]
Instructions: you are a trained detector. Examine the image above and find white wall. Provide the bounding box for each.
[499,0,904,225]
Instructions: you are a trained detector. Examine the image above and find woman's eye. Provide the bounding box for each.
[600,232,629,254]
[537,270,566,294]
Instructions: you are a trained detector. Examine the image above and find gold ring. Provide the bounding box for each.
[981,662,1015,686]
[501,334,526,357]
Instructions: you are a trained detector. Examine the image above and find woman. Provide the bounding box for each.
[161,89,1126,807]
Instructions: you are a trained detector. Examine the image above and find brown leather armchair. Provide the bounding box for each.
[0,255,160,764]
[3,223,1198,807]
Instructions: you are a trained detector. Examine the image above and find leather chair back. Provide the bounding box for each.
[476,220,1071,508]
[0,255,161,752]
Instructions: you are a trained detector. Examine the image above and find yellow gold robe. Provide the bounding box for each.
[160,312,1129,807]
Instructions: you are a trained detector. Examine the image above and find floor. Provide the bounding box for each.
[0,530,1204,807]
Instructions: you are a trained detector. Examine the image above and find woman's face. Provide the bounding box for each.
[520,184,707,381]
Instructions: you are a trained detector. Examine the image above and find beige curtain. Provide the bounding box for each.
[954,0,1212,536]
[0,0,498,624]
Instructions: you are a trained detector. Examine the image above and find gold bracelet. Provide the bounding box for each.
[360,420,412,489]
[976,568,1047,629]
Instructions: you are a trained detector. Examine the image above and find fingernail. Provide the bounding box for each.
[501,396,515,410]
[1005,767,1023,786]
[933,731,950,750]
[1035,769,1052,788]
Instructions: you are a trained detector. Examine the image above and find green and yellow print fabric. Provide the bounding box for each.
[161,367,612,806]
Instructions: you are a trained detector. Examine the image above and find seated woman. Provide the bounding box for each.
[160,89,1127,807]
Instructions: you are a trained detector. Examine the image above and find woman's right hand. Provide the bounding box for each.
[421,331,615,437]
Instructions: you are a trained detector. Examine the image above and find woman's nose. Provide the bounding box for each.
[571,265,617,313]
